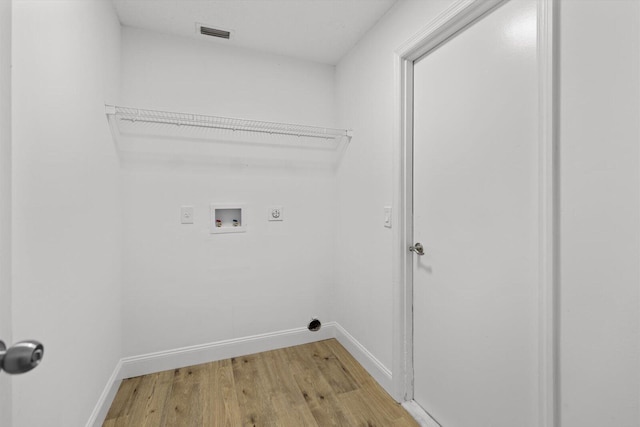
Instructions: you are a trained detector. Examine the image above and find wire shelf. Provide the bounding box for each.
[105,105,352,142]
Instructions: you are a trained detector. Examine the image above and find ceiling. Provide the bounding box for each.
[112,0,398,65]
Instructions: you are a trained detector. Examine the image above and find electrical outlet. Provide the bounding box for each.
[268,206,283,221]
[181,206,194,224]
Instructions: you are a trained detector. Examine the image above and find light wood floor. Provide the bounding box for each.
[104,338,418,426]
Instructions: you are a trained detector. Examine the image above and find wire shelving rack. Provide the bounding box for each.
[105,105,352,143]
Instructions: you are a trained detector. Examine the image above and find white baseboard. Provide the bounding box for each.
[119,323,336,379]
[402,400,442,427]
[87,323,335,426]
[86,360,123,427]
[87,321,395,427]
[333,322,393,394]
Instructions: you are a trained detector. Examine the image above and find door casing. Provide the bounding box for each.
[390,1,559,426]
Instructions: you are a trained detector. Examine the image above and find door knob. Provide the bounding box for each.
[410,242,425,255]
[0,340,44,374]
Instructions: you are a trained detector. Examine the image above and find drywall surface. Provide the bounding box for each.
[559,1,640,426]
[120,27,336,126]
[120,28,337,356]
[334,0,456,377]
[12,1,122,426]
[337,3,640,424]
[0,0,12,424]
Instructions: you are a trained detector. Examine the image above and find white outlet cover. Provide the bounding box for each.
[268,206,284,221]
[181,206,194,224]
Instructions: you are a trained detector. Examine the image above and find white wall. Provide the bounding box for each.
[336,1,640,425]
[120,28,337,356]
[559,1,640,426]
[11,1,122,425]
[121,27,336,126]
[334,0,456,377]
[6,2,639,426]
[0,0,12,424]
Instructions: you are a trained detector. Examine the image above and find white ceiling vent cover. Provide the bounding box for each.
[196,23,231,40]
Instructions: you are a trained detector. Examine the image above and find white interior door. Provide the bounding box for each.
[0,0,12,421]
[412,1,539,426]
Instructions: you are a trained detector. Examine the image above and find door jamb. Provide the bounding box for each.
[391,1,558,426]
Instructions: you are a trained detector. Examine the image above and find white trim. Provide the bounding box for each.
[401,401,441,427]
[392,0,509,404]
[87,325,334,426]
[391,22,414,402]
[89,322,400,426]
[395,0,506,62]
[537,1,559,426]
[333,322,393,394]
[119,323,336,379]
[392,0,558,425]
[86,360,123,427]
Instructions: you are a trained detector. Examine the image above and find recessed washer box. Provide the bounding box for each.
[210,204,246,234]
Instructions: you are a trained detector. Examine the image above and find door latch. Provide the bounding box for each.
[410,242,425,255]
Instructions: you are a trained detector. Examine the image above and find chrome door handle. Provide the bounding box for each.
[0,339,44,374]
[410,242,425,255]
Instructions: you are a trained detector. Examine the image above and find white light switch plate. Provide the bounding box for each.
[181,206,194,224]
[384,206,392,228]
[268,206,284,221]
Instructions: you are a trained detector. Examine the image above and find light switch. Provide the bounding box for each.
[268,206,283,221]
[181,206,194,224]
[384,206,392,228]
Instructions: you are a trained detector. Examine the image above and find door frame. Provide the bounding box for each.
[0,0,12,424]
[391,0,558,425]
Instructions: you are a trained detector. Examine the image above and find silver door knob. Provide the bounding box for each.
[0,340,44,374]
[410,242,425,255]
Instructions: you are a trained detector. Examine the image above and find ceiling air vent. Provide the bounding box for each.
[198,24,230,40]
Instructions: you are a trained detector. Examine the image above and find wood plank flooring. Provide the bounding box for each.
[104,339,418,426]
